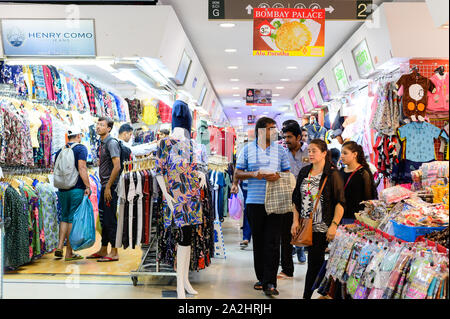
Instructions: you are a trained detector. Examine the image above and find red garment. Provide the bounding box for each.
[158,101,172,123]
[42,66,56,101]
[79,79,96,116]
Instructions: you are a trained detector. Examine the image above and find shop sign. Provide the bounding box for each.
[248,114,256,125]
[1,19,96,57]
[294,102,302,117]
[308,87,319,108]
[246,88,272,106]
[253,8,325,57]
[209,0,373,21]
[352,38,374,78]
[300,96,308,113]
[317,78,331,102]
[333,60,349,92]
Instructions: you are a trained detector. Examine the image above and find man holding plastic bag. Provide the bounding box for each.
[53,127,92,261]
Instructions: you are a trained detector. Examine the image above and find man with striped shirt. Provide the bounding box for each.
[235,117,291,296]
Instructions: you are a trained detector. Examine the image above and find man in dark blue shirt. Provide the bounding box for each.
[54,127,91,261]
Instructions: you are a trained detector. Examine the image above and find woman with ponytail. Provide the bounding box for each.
[340,141,378,224]
[291,139,345,299]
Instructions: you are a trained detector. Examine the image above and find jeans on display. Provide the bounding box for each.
[340,218,355,225]
[242,188,251,242]
[303,231,328,299]
[247,204,282,290]
[280,212,294,277]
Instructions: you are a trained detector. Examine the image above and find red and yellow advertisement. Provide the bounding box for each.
[253,8,325,57]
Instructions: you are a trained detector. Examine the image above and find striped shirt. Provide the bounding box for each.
[236,140,290,204]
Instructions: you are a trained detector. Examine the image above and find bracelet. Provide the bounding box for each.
[332,221,339,227]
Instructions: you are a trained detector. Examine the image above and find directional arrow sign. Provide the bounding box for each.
[208,0,373,20]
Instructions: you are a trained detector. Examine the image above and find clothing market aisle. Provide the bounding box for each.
[3,218,310,299]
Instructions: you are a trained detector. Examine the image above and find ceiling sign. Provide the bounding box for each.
[253,8,325,56]
[246,88,272,106]
[209,0,373,21]
[0,1,158,3]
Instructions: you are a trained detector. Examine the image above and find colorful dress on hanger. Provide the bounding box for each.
[35,182,59,253]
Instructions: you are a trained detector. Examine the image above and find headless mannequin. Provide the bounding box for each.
[156,124,206,299]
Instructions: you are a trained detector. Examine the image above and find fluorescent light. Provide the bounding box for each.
[286,66,298,70]
[232,87,240,90]
[233,94,240,97]
[263,112,269,114]
[234,100,241,103]
[236,111,242,114]
[280,79,290,82]
[276,86,285,89]
[227,66,239,69]
[272,100,278,102]
[252,108,256,111]
[230,78,240,82]
[5,57,115,66]
[272,93,280,97]
[225,49,237,53]
[220,23,236,28]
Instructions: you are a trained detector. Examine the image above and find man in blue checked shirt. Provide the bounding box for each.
[235,117,291,297]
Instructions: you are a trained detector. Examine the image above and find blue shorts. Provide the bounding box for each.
[57,189,84,223]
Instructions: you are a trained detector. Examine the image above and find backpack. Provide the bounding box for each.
[112,138,132,171]
[53,143,81,190]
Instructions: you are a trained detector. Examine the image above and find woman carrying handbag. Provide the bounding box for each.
[291,139,345,299]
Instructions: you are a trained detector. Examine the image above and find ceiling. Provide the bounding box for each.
[159,0,365,126]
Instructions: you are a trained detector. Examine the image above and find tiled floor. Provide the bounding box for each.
[3,218,311,299]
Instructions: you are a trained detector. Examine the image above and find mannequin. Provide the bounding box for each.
[155,93,206,299]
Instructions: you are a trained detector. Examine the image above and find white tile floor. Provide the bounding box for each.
[3,218,312,299]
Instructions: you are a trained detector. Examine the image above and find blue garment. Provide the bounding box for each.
[31,65,47,99]
[55,143,88,191]
[236,140,290,205]
[305,123,327,142]
[110,92,124,121]
[398,121,449,162]
[242,188,252,242]
[216,171,225,219]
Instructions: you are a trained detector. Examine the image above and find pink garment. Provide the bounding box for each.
[89,176,99,225]
[42,66,56,101]
[427,73,449,113]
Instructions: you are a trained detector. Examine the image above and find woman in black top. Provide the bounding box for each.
[339,141,377,224]
[291,139,345,299]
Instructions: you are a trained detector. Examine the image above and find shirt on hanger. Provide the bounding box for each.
[398,121,449,162]
[396,72,436,118]
[427,73,449,113]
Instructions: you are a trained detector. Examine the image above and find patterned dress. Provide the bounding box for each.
[155,138,203,229]
[35,183,59,253]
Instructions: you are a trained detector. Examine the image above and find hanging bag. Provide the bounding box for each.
[265,171,297,215]
[228,193,242,220]
[69,195,96,251]
[291,175,328,247]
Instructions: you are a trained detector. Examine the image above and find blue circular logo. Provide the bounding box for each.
[6,27,26,47]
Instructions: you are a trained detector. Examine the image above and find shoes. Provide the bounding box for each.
[297,247,306,264]
[240,240,249,248]
[277,272,293,279]
[254,281,263,290]
[264,284,279,296]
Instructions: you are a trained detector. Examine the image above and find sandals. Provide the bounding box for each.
[54,249,63,259]
[97,256,119,262]
[65,254,84,262]
[254,282,263,290]
[86,253,106,259]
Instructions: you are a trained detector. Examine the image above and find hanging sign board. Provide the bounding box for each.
[308,87,319,108]
[318,78,331,102]
[248,115,256,124]
[333,60,350,92]
[352,38,375,78]
[300,96,308,113]
[253,8,325,57]
[209,0,373,21]
[1,19,96,57]
[246,88,272,106]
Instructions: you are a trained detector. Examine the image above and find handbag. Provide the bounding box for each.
[265,171,296,215]
[290,175,328,247]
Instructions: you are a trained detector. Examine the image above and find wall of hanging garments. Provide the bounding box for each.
[0,62,130,122]
[367,62,449,187]
[316,223,448,299]
[0,171,58,270]
[208,161,234,221]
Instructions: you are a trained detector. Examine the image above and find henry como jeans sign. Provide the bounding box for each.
[1,19,96,57]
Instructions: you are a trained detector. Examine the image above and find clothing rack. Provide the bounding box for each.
[122,157,177,286]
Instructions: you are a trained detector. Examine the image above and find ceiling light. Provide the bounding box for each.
[233,94,240,97]
[263,112,269,114]
[232,87,240,90]
[280,79,290,82]
[227,66,239,70]
[252,108,256,111]
[272,93,280,97]
[272,100,278,102]
[234,100,241,103]
[236,111,242,114]
[276,86,284,89]
[220,23,236,28]
[286,66,297,70]
[225,49,237,53]
[230,78,240,82]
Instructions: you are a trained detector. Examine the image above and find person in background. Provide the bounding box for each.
[339,141,377,224]
[291,139,345,299]
[158,128,170,139]
[88,117,121,262]
[231,170,252,249]
[330,148,341,168]
[235,117,291,296]
[277,122,308,280]
[54,127,91,261]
